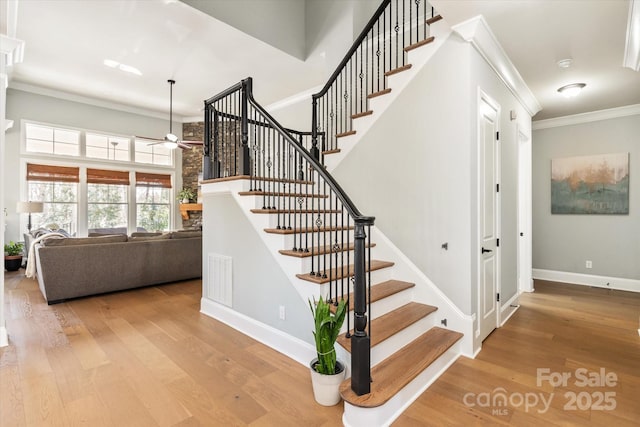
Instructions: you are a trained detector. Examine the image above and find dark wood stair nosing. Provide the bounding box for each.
[367,88,392,99]
[329,279,415,313]
[238,191,328,199]
[404,36,435,53]
[384,64,412,77]
[250,208,340,214]
[351,110,373,120]
[339,327,463,408]
[264,225,354,235]
[322,148,341,155]
[279,242,376,258]
[426,14,442,25]
[296,260,394,284]
[336,130,356,138]
[337,302,437,352]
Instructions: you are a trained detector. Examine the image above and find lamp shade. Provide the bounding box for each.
[16,201,44,214]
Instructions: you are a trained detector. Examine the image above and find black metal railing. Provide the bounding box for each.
[203,78,375,394]
[311,0,436,159]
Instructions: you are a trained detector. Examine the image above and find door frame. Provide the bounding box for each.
[476,89,501,342]
[517,125,534,293]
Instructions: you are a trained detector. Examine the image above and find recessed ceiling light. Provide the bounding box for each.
[557,83,586,98]
[557,58,573,69]
[103,59,142,76]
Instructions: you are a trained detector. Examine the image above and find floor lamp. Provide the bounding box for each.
[16,201,44,233]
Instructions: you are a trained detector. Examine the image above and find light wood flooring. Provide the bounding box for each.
[1,273,639,426]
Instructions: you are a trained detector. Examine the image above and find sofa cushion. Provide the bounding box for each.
[170,231,202,239]
[129,233,171,241]
[130,232,163,237]
[43,234,128,246]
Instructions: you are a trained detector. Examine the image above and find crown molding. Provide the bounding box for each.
[0,34,25,69]
[623,0,640,71]
[8,81,191,122]
[532,104,640,130]
[451,15,542,117]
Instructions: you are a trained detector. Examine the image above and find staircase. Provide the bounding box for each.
[200,1,470,425]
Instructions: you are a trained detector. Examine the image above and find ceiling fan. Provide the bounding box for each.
[136,79,203,150]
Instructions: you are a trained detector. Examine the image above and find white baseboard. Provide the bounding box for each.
[500,292,520,326]
[532,269,639,293]
[200,298,315,367]
[0,326,8,347]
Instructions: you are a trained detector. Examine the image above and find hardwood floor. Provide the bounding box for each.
[395,280,640,426]
[1,274,639,426]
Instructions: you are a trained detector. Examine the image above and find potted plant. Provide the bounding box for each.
[177,188,196,204]
[309,297,347,406]
[4,241,24,272]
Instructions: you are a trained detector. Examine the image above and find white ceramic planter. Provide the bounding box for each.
[309,359,346,406]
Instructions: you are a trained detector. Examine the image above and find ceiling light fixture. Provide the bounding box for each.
[103,59,142,76]
[557,83,586,98]
[557,58,573,69]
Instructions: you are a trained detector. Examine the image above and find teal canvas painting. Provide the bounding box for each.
[551,153,629,215]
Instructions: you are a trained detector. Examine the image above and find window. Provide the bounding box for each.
[135,139,172,166]
[87,169,130,232]
[25,123,80,156]
[136,172,172,232]
[26,163,79,234]
[86,133,130,161]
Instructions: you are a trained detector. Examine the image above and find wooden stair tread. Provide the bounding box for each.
[367,88,392,99]
[330,279,415,313]
[250,208,340,214]
[336,130,356,138]
[279,242,375,258]
[404,36,435,52]
[264,225,354,235]
[351,110,373,119]
[203,175,313,185]
[238,191,327,198]
[296,260,394,284]
[340,327,463,407]
[384,64,412,77]
[426,14,442,25]
[323,148,341,155]
[337,302,437,352]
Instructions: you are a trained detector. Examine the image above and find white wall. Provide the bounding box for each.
[202,193,313,343]
[532,112,640,282]
[4,88,183,242]
[330,33,530,329]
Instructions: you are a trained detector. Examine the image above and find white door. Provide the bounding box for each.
[478,94,500,342]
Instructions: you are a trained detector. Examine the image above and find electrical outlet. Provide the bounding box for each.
[586,260,592,269]
[279,305,286,320]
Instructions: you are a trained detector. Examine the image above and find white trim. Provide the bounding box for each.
[9,82,187,122]
[200,297,315,367]
[0,326,7,347]
[451,15,541,116]
[624,0,640,71]
[500,292,520,327]
[0,34,24,68]
[533,104,640,130]
[532,269,640,293]
[265,85,322,113]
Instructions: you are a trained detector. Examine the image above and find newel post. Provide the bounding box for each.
[241,78,251,175]
[203,102,212,180]
[311,96,320,161]
[351,220,371,395]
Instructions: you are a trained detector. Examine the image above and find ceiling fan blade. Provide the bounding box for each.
[135,135,164,142]
[181,140,203,145]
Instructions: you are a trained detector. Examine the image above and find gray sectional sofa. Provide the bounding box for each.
[34,231,202,304]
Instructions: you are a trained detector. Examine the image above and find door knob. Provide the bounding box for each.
[482,247,492,254]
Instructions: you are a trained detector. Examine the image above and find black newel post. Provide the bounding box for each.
[311,96,320,161]
[351,220,371,395]
[212,109,220,179]
[241,78,251,175]
[203,103,212,180]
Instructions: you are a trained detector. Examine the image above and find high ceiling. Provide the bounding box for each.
[5,0,640,122]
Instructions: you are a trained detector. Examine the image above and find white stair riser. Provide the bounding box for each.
[258,212,349,229]
[241,194,330,210]
[369,316,438,367]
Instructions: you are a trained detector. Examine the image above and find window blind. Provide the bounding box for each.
[87,168,130,185]
[135,172,172,188]
[26,163,80,183]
